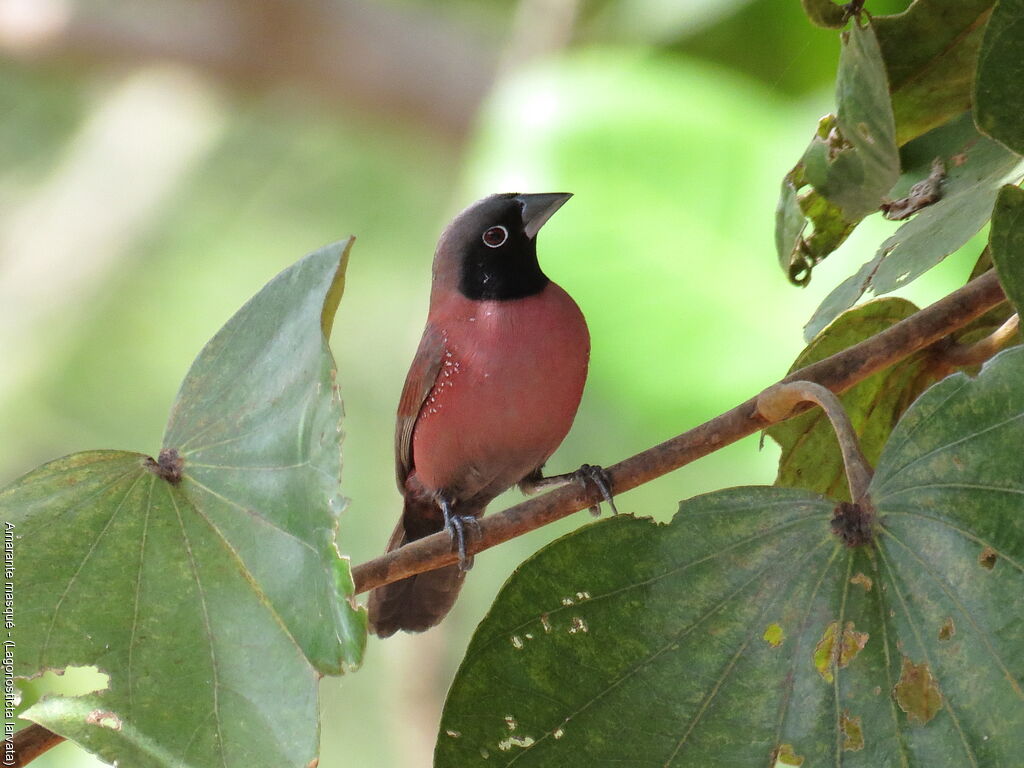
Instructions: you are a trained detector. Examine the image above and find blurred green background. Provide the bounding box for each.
[1,0,980,765]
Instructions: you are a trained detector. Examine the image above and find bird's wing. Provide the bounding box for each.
[394,322,446,490]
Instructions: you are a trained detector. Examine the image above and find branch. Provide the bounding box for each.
[0,0,495,139]
[352,269,1006,594]
[755,381,872,503]
[3,723,65,767]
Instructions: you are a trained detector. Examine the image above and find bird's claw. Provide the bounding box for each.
[441,499,476,571]
[573,464,619,517]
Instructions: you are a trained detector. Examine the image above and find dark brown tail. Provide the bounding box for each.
[367,498,467,638]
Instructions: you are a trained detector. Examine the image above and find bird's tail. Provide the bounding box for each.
[367,497,467,638]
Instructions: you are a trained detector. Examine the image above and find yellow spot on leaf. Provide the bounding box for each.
[813,621,869,683]
[894,657,943,725]
[773,743,804,767]
[763,623,785,648]
[850,572,873,591]
[841,710,864,751]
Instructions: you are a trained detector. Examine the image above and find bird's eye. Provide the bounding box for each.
[482,225,508,248]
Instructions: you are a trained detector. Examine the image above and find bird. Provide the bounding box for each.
[367,192,615,638]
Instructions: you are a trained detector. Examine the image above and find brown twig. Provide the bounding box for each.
[352,269,1006,594]
[756,381,872,503]
[3,723,65,767]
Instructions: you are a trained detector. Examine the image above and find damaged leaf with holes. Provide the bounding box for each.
[805,111,1024,340]
[1,240,366,768]
[776,163,860,286]
[776,20,899,284]
[436,344,1024,765]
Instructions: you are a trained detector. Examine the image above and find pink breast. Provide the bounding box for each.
[411,283,589,501]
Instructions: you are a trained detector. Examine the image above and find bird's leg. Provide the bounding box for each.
[439,496,475,571]
[518,464,619,517]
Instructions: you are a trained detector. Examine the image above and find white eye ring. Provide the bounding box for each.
[482,225,509,248]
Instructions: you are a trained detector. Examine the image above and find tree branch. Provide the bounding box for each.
[0,0,495,139]
[352,269,1007,594]
[3,723,65,767]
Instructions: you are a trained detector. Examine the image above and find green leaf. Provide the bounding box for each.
[806,111,1024,340]
[3,240,366,768]
[776,164,859,286]
[975,0,1024,154]
[990,183,1024,313]
[800,0,849,29]
[769,298,934,501]
[776,22,899,283]
[803,23,900,221]
[436,489,841,766]
[163,240,363,675]
[874,0,995,145]
[438,346,1024,765]
[864,345,1024,743]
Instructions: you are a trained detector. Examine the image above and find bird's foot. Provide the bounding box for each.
[519,464,618,516]
[572,464,619,517]
[440,498,476,571]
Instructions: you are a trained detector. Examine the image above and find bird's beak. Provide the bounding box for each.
[517,192,572,240]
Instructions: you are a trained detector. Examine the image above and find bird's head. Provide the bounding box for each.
[433,192,572,301]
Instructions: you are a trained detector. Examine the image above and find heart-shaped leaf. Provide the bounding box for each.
[3,240,366,768]
[437,346,1024,766]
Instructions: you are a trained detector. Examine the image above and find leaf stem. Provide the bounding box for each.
[940,313,1019,367]
[352,269,1006,595]
[756,381,872,502]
